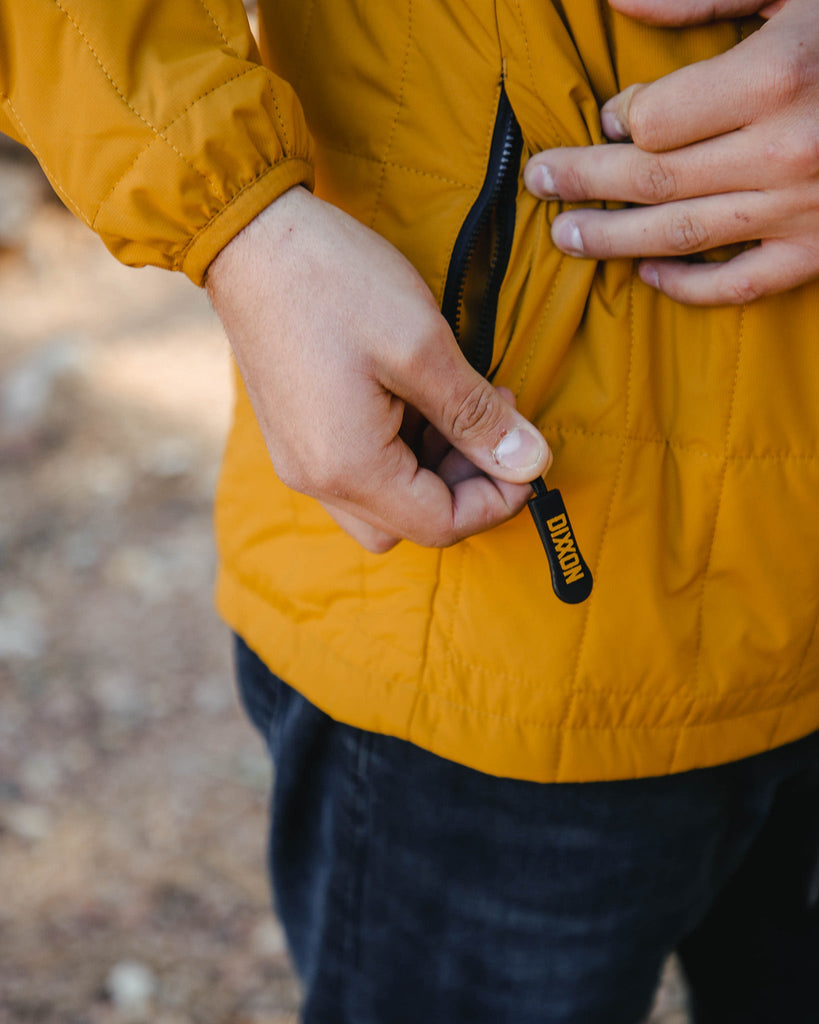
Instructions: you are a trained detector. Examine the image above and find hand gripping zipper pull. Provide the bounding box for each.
[528,477,593,604]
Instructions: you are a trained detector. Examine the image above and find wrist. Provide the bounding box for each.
[205,185,315,294]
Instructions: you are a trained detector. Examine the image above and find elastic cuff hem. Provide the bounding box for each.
[182,156,314,285]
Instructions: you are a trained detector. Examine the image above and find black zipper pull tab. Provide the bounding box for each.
[528,478,593,604]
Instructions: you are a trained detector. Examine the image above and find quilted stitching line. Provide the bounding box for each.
[91,65,261,229]
[320,143,473,190]
[554,275,636,780]
[265,80,290,156]
[367,0,413,229]
[512,0,563,147]
[440,646,806,702]
[442,543,467,707]
[1,94,88,224]
[668,305,747,774]
[395,687,815,732]
[51,0,226,203]
[193,0,291,153]
[314,608,816,730]
[304,622,816,731]
[195,0,234,51]
[229,554,812,724]
[549,424,819,463]
[430,79,501,306]
[157,65,260,142]
[407,548,444,747]
[512,249,565,396]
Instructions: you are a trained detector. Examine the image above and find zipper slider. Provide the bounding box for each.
[528,477,593,604]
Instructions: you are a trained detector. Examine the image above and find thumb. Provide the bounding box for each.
[397,337,551,483]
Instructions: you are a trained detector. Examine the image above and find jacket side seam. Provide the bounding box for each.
[51,0,227,202]
[90,65,262,230]
[668,304,747,774]
[0,93,88,224]
[554,275,636,780]
[367,0,413,229]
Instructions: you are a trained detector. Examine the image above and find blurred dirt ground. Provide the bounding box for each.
[0,138,690,1023]
[0,138,299,1024]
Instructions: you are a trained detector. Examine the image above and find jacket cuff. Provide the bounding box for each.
[184,156,314,286]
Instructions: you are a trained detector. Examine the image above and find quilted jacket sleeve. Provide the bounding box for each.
[0,0,314,284]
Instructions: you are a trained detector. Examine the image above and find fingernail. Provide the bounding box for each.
[553,218,584,257]
[533,163,557,197]
[492,428,548,471]
[641,264,660,290]
[524,160,557,198]
[601,109,628,140]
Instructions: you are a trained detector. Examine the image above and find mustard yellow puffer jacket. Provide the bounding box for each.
[4,0,818,781]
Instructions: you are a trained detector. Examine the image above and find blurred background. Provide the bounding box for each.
[0,27,690,1019]
[0,132,301,1023]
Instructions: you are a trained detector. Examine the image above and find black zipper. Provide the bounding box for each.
[440,81,593,604]
[441,83,521,377]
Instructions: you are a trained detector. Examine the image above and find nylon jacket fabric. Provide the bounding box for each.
[0,0,313,282]
[6,0,819,781]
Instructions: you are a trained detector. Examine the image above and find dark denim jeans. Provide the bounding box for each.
[235,637,819,1024]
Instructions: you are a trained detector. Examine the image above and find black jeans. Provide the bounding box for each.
[235,637,819,1024]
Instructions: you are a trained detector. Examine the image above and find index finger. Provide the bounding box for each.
[524,130,770,207]
[601,19,783,151]
[339,429,533,549]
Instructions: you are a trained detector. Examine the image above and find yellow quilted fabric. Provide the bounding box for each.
[4,0,818,779]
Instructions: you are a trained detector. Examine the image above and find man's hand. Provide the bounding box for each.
[206,187,551,553]
[523,0,819,305]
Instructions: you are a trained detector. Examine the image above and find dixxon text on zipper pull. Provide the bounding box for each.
[528,477,593,604]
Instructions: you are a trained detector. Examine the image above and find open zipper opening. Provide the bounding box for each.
[441,82,521,377]
[439,82,593,604]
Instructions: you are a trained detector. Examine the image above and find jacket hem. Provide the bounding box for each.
[215,564,819,783]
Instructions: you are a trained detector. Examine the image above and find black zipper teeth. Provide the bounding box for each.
[474,127,520,380]
[441,83,522,377]
[440,84,593,602]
